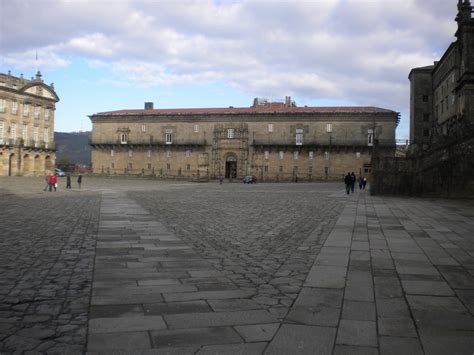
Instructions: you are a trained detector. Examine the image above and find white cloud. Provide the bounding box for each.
[0,0,460,138]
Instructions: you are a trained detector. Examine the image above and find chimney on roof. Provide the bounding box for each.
[144,102,154,110]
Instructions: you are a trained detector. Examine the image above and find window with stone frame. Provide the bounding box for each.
[295,128,303,145]
[268,123,274,132]
[227,128,235,139]
[12,101,18,114]
[0,121,3,144]
[367,129,374,146]
[120,133,128,144]
[165,128,173,144]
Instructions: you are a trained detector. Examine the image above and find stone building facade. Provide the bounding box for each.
[409,0,474,148]
[0,71,59,176]
[372,0,474,196]
[90,98,398,182]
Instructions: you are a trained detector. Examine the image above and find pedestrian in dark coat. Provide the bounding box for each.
[350,172,356,193]
[66,174,72,189]
[344,172,352,195]
[77,174,82,189]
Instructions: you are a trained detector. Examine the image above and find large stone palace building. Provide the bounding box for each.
[409,0,474,148]
[372,0,474,196]
[0,71,59,176]
[90,97,398,181]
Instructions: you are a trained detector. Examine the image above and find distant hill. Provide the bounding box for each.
[54,131,91,165]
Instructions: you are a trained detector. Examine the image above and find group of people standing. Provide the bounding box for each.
[43,173,82,192]
[344,172,367,195]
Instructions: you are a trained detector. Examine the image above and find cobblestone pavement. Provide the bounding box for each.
[1,177,474,354]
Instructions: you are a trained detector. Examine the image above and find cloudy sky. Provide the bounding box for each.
[0,0,459,138]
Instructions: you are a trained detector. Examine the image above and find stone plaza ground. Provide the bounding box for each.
[0,176,473,354]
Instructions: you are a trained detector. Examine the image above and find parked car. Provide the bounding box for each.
[54,168,66,177]
[243,175,257,184]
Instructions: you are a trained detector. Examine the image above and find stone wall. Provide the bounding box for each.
[372,138,474,197]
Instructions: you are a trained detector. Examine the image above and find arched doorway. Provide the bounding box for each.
[23,154,31,176]
[45,155,53,174]
[225,154,237,179]
[8,153,17,176]
[33,155,41,176]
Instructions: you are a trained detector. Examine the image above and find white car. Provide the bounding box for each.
[54,168,66,177]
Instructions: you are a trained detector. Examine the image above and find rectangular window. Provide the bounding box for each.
[22,124,28,140]
[264,151,269,160]
[0,99,5,112]
[356,152,361,158]
[147,163,152,169]
[326,123,332,133]
[44,108,49,120]
[111,162,115,169]
[128,149,133,157]
[128,162,133,169]
[422,95,429,102]
[325,151,330,160]
[10,122,16,139]
[12,101,18,114]
[34,105,40,118]
[33,126,38,142]
[325,167,329,175]
[279,165,283,172]
[111,149,115,157]
[423,113,430,122]
[166,163,170,170]
[227,128,235,138]
[186,150,191,157]
[193,124,199,133]
[0,121,3,144]
[44,127,49,143]
[268,123,274,132]
[294,151,299,160]
[264,165,268,173]
[120,133,128,144]
[309,166,313,174]
[142,124,146,132]
[165,129,173,144]
[186,164,190,171]
[147,149,151,157]
[23,103,29,116]
[309,151,314,159]
[295,128,303,145]
[423,129,430,137]
[367,129,374,146]
[279,151,284,160]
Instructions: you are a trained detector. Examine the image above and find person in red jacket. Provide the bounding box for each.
[49,174,57,192]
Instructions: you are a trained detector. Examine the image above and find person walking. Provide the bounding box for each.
[77,174,82,189]
[66,173,72,189]
[362,176,368,190]
[350,172,356,193]
[219,175,224,184]
[344,172,352,195]
[43,173,50,191]
[49,174,57,192]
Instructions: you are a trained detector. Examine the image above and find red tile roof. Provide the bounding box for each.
[93,106,394,116]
